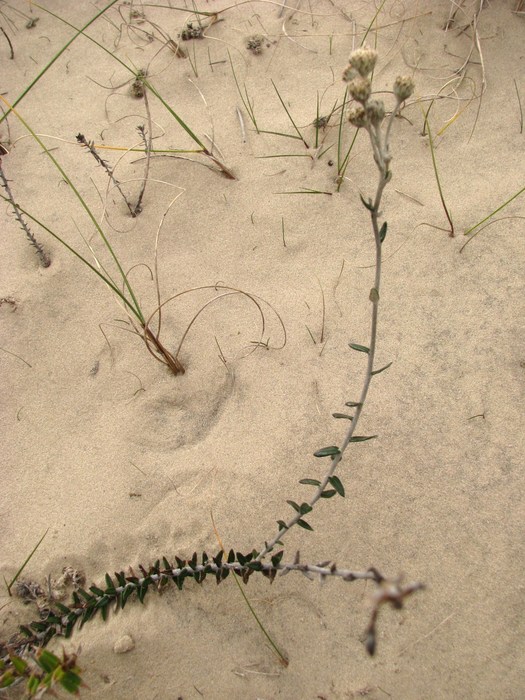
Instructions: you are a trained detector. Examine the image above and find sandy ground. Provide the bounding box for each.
[1,1,524,698]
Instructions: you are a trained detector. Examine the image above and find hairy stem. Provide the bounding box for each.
[259,96,404,558]
[0,159,51,267]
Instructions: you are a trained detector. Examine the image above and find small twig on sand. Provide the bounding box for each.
[0,158,51,266]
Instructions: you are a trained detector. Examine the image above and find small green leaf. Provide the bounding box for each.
[55,602,71,614]
[299,478,321,486]
[360,194,374,211]
[332,413,353,420]
[120,587,135,609]
[371,362,393,376]
[349,343,369,354]
[77,588,92,601]
[27,676,40,692]
[299,502,313,515]
[89,585,106,597]
[320,489,337,498]
[297,519,314,531]
[369,287,380,302]
[247,561,263,571]
[116,571,127,587]
[0,673,16,689]
[276,520,289,530]
[59,671,83,693]
[345,401,362,408]
[350,435,378,442]
[313,446,341,457]
[271,550,284,566]
[37,650,60,673]
[286,500,301,513]
[379,221,387,242]
[329,475,345,497]
[9,655,27,674]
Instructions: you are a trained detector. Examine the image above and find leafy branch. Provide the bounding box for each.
[1,549,423,694]
[259,52,416,555]
[0,648,83,697]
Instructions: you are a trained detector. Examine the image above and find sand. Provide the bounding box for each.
[1,0,524,698]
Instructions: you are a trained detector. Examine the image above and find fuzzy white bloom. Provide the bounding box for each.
[348,105,367,128]
[366,99,385,125]
[393,75,415,102]
[348,76,372,104]
[348,47,378,77]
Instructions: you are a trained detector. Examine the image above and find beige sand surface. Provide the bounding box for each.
[1,1,524,698]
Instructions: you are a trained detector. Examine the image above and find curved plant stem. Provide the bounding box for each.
[423,101,455,237]
[258,98,404,559]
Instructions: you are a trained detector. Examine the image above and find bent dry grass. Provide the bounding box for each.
[0,97,287,379]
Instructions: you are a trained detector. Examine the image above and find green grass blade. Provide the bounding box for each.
[6,529,49,596]
[141,80,206,150]
[463,184,525,237]
[255,154,312,159]
[228,51,259,132]
[315,92,320,148]
[230,570,288,666]
[271,80,309,148]
[0,0,120,124]
[424,103,454,237]
[276,188,332,195]
[30,2,206,151]
[360,0,388,46]
[337,129,359,190]
[0,194,141,318]
[257,129,303,141]
[1,97,144,321]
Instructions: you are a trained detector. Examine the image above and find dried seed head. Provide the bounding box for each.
[348,47,378,77]
[348,76,372,104]
[393,75,415,102]
[366,99,385,125]
[348,105,367,128]
[180,21,204,41]
[246,34,265,54]
[131,79,145,98]
[342,65,359,83]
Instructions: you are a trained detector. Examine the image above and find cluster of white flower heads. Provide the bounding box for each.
[393,75,415,102]
[342,47,415,129]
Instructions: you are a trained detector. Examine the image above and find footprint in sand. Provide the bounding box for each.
[125,364,233,452]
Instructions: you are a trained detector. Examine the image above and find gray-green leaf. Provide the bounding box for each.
[328,475,345,497]
[314,446,341,457]
[371,362,392,376]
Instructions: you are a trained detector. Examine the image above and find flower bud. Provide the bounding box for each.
[393,75,415,102]
[342,65,359,83]
[365,99,385,125]
[348,76,371,104]
[348,47,378,77]
[348,105,367,128]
